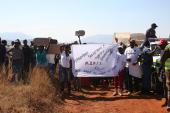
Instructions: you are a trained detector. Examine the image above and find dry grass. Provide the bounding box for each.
[0,67,65,113]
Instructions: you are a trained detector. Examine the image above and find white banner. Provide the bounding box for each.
[71,44,120,77]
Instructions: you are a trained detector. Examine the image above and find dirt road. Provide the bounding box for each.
[64,88,167,113]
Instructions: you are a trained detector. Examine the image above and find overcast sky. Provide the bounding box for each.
[0,0,170,42]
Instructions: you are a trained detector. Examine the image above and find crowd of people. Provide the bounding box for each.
[0,38,58,82]
[0,23,170,112]
[112,23,170,112]
[0,38,75,95]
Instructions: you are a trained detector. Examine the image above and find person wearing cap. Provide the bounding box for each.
[146,23,158,39]
[7,40,24,83]
[159,39,170,111]
[113,46,126,96]
[159,39,168,56]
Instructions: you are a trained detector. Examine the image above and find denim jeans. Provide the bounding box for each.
[59,66,71,92]
[48,63,55,79]
[59,65,62,82]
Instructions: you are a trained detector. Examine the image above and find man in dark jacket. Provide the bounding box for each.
[0,38,6,72]
[23,40,31,68]
[22,40,31,82]
[1,40,8,74]
[7,40,23,82]
[141,41,157,95]
[146,23,158,41]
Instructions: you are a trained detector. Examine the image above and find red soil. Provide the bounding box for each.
[64,88,167,113]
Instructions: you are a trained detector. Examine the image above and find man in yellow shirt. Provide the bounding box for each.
[160,39,170,111]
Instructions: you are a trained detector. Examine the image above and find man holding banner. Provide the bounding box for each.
[124,40,143,95]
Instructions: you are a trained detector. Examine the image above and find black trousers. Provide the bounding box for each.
[128,75,141,92]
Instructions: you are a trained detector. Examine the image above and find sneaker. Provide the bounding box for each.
[167,106,170,112]
[162,103,167,107]
[119,89,123,96]
[113,92,118,96]
[127,91,131,95]
[119,92,123,96]
[162,100,168,107]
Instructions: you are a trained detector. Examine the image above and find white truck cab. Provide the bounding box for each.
[150,40,170,68]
